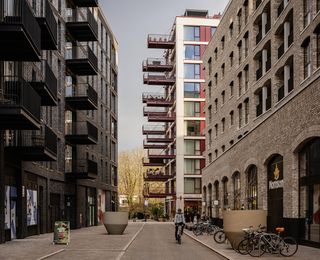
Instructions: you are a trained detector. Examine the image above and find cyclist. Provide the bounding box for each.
[174,208,186,240]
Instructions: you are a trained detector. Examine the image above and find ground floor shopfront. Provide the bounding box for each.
[0,161,117,243]
[202,80,320,247]
[165,197,202,220]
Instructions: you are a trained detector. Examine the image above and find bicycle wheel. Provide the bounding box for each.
[279,237,298,257]
[247,239,266,257]
[238,239,249,255]
[177,234,181,244]
[213,230,226,244]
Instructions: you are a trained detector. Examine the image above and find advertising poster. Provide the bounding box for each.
[53,221,70,245]
[97,190,105,224]
[4,186,10,230]
[10,201,16,239]
[27,189,38,226]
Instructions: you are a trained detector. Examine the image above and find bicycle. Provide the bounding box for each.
[176,224,184,244]
[213,229,226,243]
[237,225,266,255]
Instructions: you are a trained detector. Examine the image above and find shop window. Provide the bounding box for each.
[222,177,229,209]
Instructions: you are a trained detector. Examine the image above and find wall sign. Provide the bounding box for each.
[268,164,284,190]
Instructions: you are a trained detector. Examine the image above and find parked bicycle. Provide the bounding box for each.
[193,221,221,236]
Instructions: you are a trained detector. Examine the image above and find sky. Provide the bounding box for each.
[101,0,230,152]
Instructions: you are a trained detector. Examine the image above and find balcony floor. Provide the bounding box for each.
[65,134,98,145]
[66,59,98,76]
[5,147,57,161]
[0,108,40,130]
[66,97,98,110]
[66,23,98,42]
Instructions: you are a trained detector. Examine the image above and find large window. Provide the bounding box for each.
[184,159,201,175]
[184,83,200,98]
[184,26,200,41]
[185,45,200,60]
[247,165,258,210]
[222,177,229,209]
[233,172,241,210]
[184,140,201,155]
[184,64,200,79]
[304,0,311,28]
[185,178,201,194]
[303,38,311,79]
[184,102,200,117]
[184,120,201,136]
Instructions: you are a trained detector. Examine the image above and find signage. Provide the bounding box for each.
[269,164,284,190]
[202,201,206,206]
[213,200,219,206]
[53,221,70,245]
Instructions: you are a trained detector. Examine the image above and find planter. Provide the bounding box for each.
[103,211,128,235]
[223,210,267,248]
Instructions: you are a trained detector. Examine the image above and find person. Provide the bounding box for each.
[174,209,185,240]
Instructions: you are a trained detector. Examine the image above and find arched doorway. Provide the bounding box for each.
[267,154,284,233]
[299,138,320,244]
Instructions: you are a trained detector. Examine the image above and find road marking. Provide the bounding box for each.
[36,249,65,260]
[116,222,145,260]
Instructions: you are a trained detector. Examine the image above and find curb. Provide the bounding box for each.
[183,231,230,260]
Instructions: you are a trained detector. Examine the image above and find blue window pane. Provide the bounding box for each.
[185,45,201,60]
[184,26,200,41]
[211,27,217,36]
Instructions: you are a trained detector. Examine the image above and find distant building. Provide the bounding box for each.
[203,0,320,247]
[142,9,220,217]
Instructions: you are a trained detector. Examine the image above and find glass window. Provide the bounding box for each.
[184,178,201,194]
[184,83,200,98]
[233,172,241,210]
[247,165,258,210]
[303,39,311,79]
[304,0,311,27]
[184,159,201,175]
[184,102,200,117]
[184,121,201,136]
[222,177,229,209]
[185,45,200,60]
[184,64,200,79]
[184,26,200,41]
[184,140,201,155]
[211,27,217,36]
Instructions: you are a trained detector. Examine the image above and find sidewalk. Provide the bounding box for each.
[0,223,144,260]
[184,229,320,260]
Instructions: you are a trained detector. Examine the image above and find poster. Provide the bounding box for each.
[53,221,70,245]
[4,186,10,230]
[10,201,16,239]
[26,189,38,226]
[97,190,105,224]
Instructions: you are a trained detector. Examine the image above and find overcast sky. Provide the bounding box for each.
[101,0,229,151]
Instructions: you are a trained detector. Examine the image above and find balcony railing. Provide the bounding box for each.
[65,121,98,144]
[144,170,171,181]
[4,125,57,161]
[65,159,98,179]
[0,0,41,60]
[65,82,98,110]
[147,34,175,49]
[278,42,284,59]
[143,73,176,85]
[65,45,98,75]
[66,8,98,41]
[142,125,166,135]
[0,76,41,129]
[142,93,173,107]
[142,58,173,72]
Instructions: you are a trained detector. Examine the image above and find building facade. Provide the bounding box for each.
[203,0,320,247]
[142,10,219,218]
[0,0,118,243]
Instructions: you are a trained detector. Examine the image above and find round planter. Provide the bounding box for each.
[103,211,128,235]
[223,210,267,248]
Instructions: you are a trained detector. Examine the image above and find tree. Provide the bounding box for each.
[118,148,144,213]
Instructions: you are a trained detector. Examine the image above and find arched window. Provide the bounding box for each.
[222,177,229,209]
[233,172,241,210]
[247,165,258,209]
[214,181,219,218]
[208,183,213,218]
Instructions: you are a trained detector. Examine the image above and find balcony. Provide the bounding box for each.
[65,45,98,75]
[66,9,98,42]
[144,171,171,182]
[29,61,57,106]
[144,109,175,122]
[0,0,41,61]
[65,121,98,145]
[5,125,57,161]
[147,34,175,49]
[148,154,175,160]
[143,142,168,149]
[142,93,173,107]
[143,74,175,85]
[143,158,166,167]
[36,0,57,50]
[73,0,98,7]
[65,82,98,110]
[142,59,173,72]
[145,136,173,143]
[65,159,98,179]
[142,125,166,135]
[0,76,41,129]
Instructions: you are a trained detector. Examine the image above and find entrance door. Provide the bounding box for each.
[49,193,61,232]
[267,155,284,233]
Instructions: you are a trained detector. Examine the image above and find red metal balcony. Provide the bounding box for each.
[143,158,165,167]
[142,125,166,135]
[143,74,175,85]
[145,136,173,143]
[143,142,168,150]
[142,93,173,107]
[148,154,175,160]
[147,34,175,49]
[142,59,173,72]
[144,192,175,198]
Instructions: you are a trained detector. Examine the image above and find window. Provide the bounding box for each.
[208,57,212,75]
[214,73,218,85]
[317,31,320,68]
[244,65,249,91]
[221,63,225,77]
[184,102,200,117]
[222,145,225,152]
[184,64,200,79]
[222,177,229,209]
[222,118,225,133]
[184,140,201,155]
[208,105,212,123]
[244,0,248,24]
[238,104,243,128]
[221,91,225,105]
[233,172,241,210]
[184,178,201,194]
[238,72,243,97]
[247,165,258,209]
[214,98,218,112]
[221,36,225,50]
[184,160,201,175]
[229,22,234,39]
[184,83,200,98]
[230,52,234,67]
[238,41,242,65]
[215,149,218,158]
[214,48,218,60]
[208,129,212,146]
[208,153,212,163]
[230,110,234,125]
[237,9,242,34]
[244,32,249,58]
[317,0,320,13]
[184,26,200,41]
[230,81,234,97]
[215,124,218,138]
[184,121,201,136]
[185,45,201,60]
[303,38,311,79]
[211,26,217,36]
[304,0,311,28]
[244,98,249,124]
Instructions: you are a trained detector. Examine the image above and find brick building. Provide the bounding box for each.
[203,0,320,247]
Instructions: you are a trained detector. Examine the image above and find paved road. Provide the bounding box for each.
[121,223,224,260]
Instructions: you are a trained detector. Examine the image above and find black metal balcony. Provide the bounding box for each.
[147,34,175,49]
[278,85,284,101]
[66,9,98,42]
[278,43,284,59]
[65,121,98,145]
[65,159,98,179]
[0,76,41,129]
[36,0,57,50]
[29,61,57,106]
[142,125,166,135]
[256,67,262,81]
[0,0,41,61]
[142,59,173,72]
[142,93,173,107]
[65,82,98,110]
[256,103,262,117]
[66,45,98,75]
[143,74,175,85]
[5,125,57,161]
[74,0,98,7]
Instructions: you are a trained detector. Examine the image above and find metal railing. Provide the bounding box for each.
[66,82,97,105]
[0,76,41,120]
[148,34,174,43]
[143,73,175,81]
[65,45,98,71]
[44,0,57,43]
[142,92,167,100]
[143,58,172,67]
[69,159,98,174]
[0,0,41,52]
[65,121,98,140]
